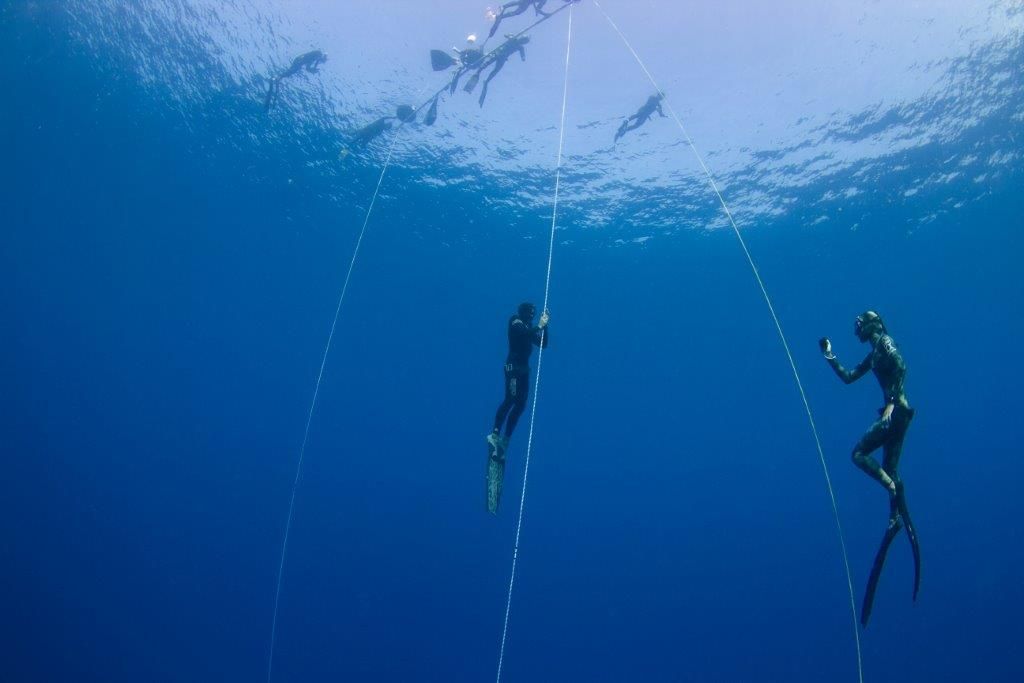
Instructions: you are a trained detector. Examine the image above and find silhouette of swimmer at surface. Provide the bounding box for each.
[488,1,553,39]
[614,93,666,142]
[465,35,530,107]
[430,35,485,96]
[339,105,417,159]
[264,50,327,112]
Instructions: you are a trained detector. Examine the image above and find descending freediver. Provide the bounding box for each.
[487,0,553,40]
[264,50,327,112]
[467,34,530,107]
[819,311,921,626]
[614,93,666,142]
[485,302,549,512]
[338,105,415,159]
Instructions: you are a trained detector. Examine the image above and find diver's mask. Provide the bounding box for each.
[854,311,885,341]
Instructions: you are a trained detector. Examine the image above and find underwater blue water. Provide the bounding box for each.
[2,1,1023,681]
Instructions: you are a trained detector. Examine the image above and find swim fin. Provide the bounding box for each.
[431,49,457,71]
[861,505,903,627]
[424,96,439,126]
[895,481,922,601]
[486,435,506,515]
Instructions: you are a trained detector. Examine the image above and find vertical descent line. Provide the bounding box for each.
[267,131,401,683]
[591,2,864,681]
[495,6,575,683]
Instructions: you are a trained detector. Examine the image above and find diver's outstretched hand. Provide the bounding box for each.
[819,337,833,358]
[538,310,550,329]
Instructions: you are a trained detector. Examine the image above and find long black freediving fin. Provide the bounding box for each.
[861,507,903,627]
[448,70,463,95]
[424,96,439,126]
[431,49,457,71]
[895,481,922,601]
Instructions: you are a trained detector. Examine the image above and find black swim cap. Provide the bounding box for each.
[518,302,536,318]
[855,310,886,340]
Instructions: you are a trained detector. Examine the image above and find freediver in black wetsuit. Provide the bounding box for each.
[350,117,394,146]
[614,93,666,142]
[820,311,921,626]
[467,35,530,107]
[488,0,553,40]
[487,302,550,459]
[264,50,327,112]
[339,105,417,158]
[447,42,485,95]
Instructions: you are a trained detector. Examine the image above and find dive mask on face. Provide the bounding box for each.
[855,311,884,340]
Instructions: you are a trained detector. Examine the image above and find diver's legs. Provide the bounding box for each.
[488,18,504,39]
[614,120,628,142]
[881,406,914,479]
[615,115,646,140]
[493,371,518,432]
[479,58,508,106]
[490,5,530,39]
[851,418,897,496]
[504,373,530,438]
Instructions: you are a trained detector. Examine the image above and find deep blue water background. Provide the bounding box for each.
[3,2,1023,682]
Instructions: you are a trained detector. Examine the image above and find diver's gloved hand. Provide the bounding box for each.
[819,337,834,358]
[538,310,550,329]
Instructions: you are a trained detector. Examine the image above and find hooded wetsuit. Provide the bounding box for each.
[493,313,548,438]
[826,333,912,491]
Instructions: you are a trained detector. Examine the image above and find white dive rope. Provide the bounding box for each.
[266,130,401,683]
[591,2,864,681]
[495,6,575,683]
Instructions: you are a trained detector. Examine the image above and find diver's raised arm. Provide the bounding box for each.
[819,337,871,384]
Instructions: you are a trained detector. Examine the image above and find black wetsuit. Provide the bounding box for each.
[488,1,552,39]
[614,95,666,142]
[826,333,912,490]
[350,116,394,146]
[476,37,528,107]
[281,50,326,79]
[493,314,548,438]
[448,47,484,94]
[265,50,326,111]
[826,332,921,625]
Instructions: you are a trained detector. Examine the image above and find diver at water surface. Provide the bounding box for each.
[488,0,553,39]
[468,35,530,107]
[614,93,666,142]
[820,310,921,626]
[350,116,394,146]
[264,50,327,112]
[340,104,418,157]
[488,302,549,458]
[430,35,485,95]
